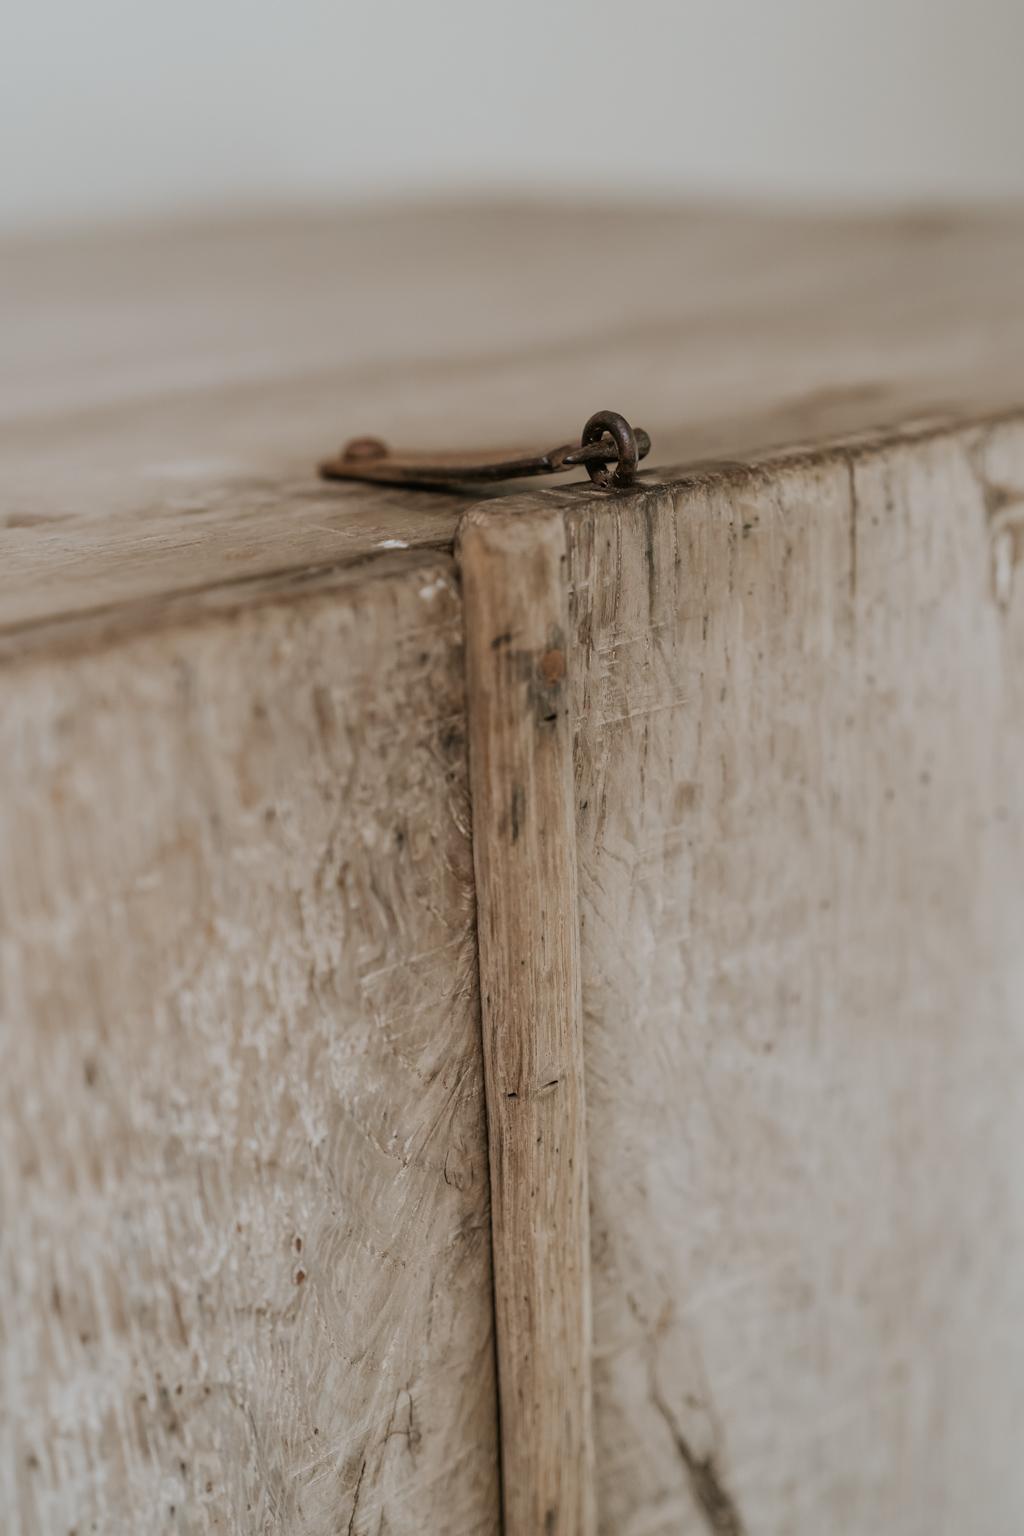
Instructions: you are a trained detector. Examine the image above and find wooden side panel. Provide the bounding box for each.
[0,556,500,1535]
[566,423,1024,1535]
[460,509,595,1536]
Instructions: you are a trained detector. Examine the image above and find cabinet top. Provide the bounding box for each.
[3,201,1024,645]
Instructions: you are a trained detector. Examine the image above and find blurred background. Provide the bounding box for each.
[3,0,1024,232]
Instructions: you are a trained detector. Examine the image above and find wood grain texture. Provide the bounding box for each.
[5,203,1024,637]
[4,201,1024,1536]
[459,507,595,1536]
[556,418,1024,1535]
[0,551,500,1535]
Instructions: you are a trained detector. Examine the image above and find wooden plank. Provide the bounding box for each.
[459,506,595,1536]
[557,418,1024,1535]
[0,551,500,1535]
[6,204,1024,638]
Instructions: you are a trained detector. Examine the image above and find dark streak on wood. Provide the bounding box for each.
[649,1384,746,1536]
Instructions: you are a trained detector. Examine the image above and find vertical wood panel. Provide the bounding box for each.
[0,554,500,1536]
[460,507,596,1536]
[565,427,1024,1536]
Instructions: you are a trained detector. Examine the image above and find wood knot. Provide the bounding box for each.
[538,648,566,686]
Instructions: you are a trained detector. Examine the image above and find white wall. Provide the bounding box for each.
[3,0,1023,230]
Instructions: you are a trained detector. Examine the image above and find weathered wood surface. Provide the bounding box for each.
[559,418,1024,1534]
[6,204,1024,634]
[460,509,595,1536]
[4,204,1024,1535]
[0,552,500,1535]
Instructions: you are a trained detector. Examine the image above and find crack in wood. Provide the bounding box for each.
[346,1456,368,1536]
[649,1380,746,1536]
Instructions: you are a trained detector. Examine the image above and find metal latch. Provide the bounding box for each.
[319,410,650,491]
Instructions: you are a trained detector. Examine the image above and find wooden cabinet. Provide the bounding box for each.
[3,205,1024,1535]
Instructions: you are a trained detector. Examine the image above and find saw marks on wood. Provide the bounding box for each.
[0,552,500,1535]
[564,419,1024,1535]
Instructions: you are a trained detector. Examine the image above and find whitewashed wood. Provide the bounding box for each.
[559,419,1024,1535]
[459,508,595,1536]
[4,203,1024,1536]
[0,552,500,1535]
